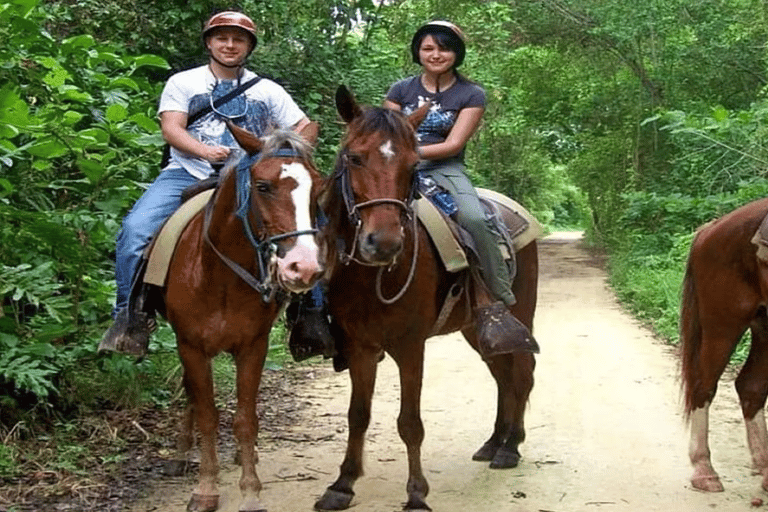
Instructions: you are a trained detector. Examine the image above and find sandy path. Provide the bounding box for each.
[129,232,761,511]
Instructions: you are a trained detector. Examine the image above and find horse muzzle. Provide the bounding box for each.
[357,225,404,265]
[275,240,324,293]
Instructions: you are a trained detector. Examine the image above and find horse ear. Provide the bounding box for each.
[407,101,430,130]
[227,121,264,154]
[335,85,362,123]
[299,121,320,147]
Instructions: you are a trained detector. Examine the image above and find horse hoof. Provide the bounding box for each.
[489,446,520,469]
[188,493,219,512]
[404,494,431,511]
[314,488,354,510]
[238,498,267,512]
[691,475,724,492]
[472,441,499,462]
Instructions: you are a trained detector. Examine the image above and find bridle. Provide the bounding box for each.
[332,148,421,304]
[203,148,318,302]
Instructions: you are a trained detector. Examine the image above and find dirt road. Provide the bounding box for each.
[130,232,761,512]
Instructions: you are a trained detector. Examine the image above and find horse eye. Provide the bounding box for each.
[255,181,272,193]
[348,154,364,167]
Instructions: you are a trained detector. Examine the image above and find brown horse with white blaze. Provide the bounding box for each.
[681,197,768,493]
[162,122,325,512]
[313,86,538,511]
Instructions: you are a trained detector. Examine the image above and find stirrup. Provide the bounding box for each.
[475,302,539,357]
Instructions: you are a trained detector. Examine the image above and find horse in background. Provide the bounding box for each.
[680,197,768,493]
[313,86,538,511]
[161,122,325,512]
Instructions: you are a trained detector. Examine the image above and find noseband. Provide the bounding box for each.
[204,149,318,302]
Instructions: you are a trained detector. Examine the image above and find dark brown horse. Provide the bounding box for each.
[681,197,768,493]
[314,86,538,511]
[161,123,325,512]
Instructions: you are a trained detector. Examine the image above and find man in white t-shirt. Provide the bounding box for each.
[100,11,311,356]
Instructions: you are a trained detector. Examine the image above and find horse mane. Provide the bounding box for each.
[344,106,418,150]
[257,128,315,164]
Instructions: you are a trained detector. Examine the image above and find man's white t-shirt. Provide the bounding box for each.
[158,65,306,179]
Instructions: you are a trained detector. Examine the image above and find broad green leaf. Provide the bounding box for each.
[61,34,95,52]
[59,86,91,103]
[63,111,84,125]
[131,54,169,69]
[0,124,19,138]
[77,158,106,183]
[109,77,140,92]
[105,104,128,122]
[129,113,159,132]
[27,139,68,158]
[133,133,164,147]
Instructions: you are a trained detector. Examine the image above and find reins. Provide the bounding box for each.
[203,149,318,303]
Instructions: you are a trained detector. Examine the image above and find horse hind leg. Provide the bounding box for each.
[164,401,196,477]
[464,326,534,469]
[686,327,744,493]
[735,312,768,489]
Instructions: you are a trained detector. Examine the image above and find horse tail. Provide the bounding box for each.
[679,231,703,423]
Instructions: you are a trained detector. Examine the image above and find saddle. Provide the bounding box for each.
[416,187,542,337]
[416,187,542,274]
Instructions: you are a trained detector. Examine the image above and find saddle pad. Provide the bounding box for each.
[144,189,215,287]
[751,213,768,263]
[417,189,543,273]
[416,197,470,272]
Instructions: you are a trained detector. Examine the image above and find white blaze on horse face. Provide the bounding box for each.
[276,162,321,289]
[379,139,396,161]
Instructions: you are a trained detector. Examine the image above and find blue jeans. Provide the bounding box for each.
[113,168,198,315]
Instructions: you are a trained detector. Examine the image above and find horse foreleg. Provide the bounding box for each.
[689,403,724,492]
[233,347,267,512]
[395,350,430,511]
[315,349,378,511]
[180,348,221,511]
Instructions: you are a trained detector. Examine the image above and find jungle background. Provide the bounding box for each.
[2,0,768,508]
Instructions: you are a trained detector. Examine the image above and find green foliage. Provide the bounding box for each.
[2,0,766,427]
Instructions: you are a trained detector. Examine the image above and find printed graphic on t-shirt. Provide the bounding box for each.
[403,95,456,143]
[187,82,272,149]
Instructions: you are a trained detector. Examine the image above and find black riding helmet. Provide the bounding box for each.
[410,21,466,68]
